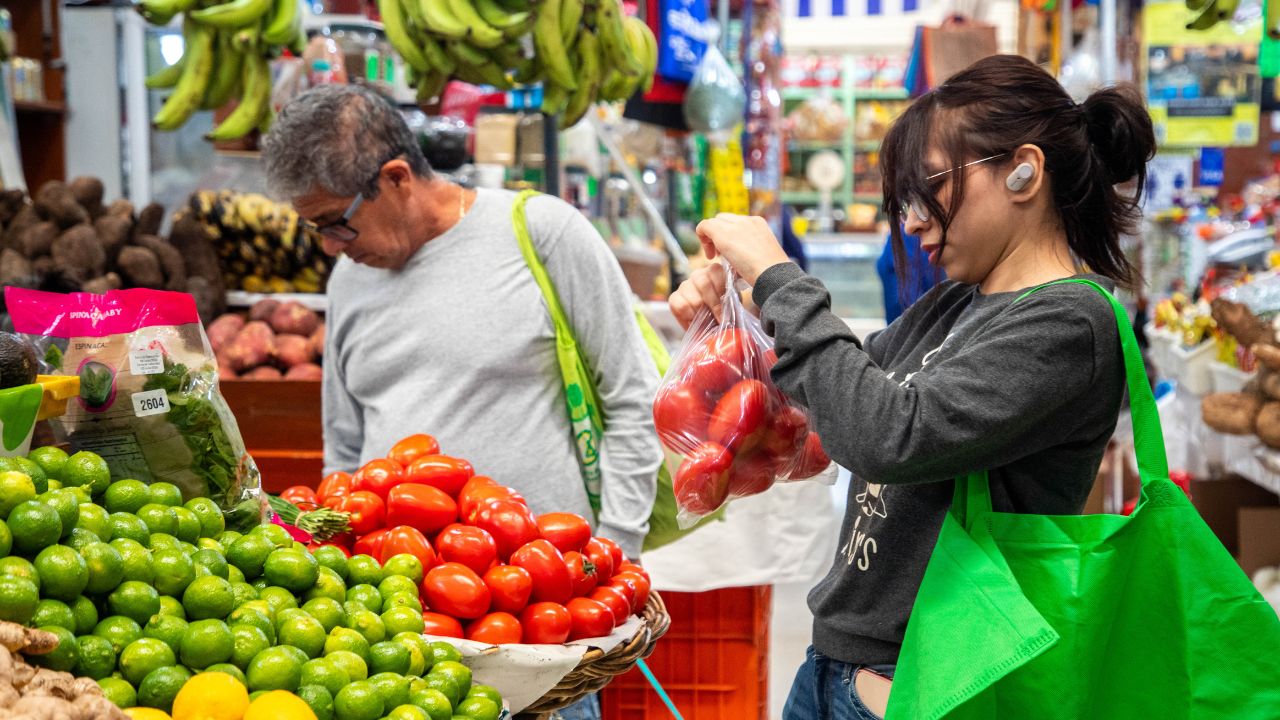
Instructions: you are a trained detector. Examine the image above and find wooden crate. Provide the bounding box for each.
[220,379,323,493]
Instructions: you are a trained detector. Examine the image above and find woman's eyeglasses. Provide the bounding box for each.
[901,153,1008,223]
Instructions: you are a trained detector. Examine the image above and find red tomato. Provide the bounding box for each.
[483,565,534,614]
[790,432,832,479]
[566,597,616,641]
[421,611,464,638]
[652,382,712,446]
[707,379,769,452]
[588,586,632,625]
[387,433,441,467]
[616,562,647,578]
[466,612,523,645]
[472,500,540,561]
[594,537,625,569]
[563,551,597,597]
[386,484,458,536]
[510,539,572,605]
[610,570,651,613]
[317,472,353,501]
[423,562,491,619]
[352,528,390,558]
[380,525,437,568]
[674,442,732,515]
[727,449,782,498]
[762,404,809,457]
[280,485,319,507]
[582,538,615,583]
[406,455,475,498]
[334,491,386,535]
[460,485,526,525]
[535,513,592,553]
[519,602,572,644]
[352,458,405,498]
[683,328,751,395]
[459,475,498,500]
[436,524,499,576]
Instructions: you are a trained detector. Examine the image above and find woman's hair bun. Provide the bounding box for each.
[1082,85,1156,185]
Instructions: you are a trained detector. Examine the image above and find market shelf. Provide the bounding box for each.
[1215,433,1280,497]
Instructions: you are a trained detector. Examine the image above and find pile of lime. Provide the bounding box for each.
[0,449,505,720]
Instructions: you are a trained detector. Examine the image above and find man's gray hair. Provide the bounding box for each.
[262,84,432,200]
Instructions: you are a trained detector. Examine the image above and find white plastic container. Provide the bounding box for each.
[1210,361,1256,394]
[1167,340,1216,395]
[1144,322,1179,380]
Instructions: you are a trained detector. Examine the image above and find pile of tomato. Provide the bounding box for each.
[653,327,831,517]
[280,433,653,646]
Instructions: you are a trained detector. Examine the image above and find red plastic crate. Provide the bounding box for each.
[601,586,772,720]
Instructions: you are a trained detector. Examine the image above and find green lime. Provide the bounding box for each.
[368,641,410,676]
[229,605,276,639]
[324,627,370,662]
[382,592,423,614]
[80,542,124,595]
[143,613,188,655]
[430,661,471,698]
[65,527,102,551]
[279,643,309,667]
[393,631,430,659]
[156,595,185,620]
[205,663,247,685]
[345,607,385,646]
[227,534,274,579]
[305,566,348,604]
[408,685,453,720]
[180,618,234,669]
[346,555,383,588]
[65,486,92,505]
[104,480,151,515]
[150,547,195,597]
[278,610,327,659]
[227,564,246,584]
[75,633,117,679]
[251,577,271,592]
[76,502,112,541]
[455,695,499,720]
[381,607,425,637]
[418,674,460,708]
[27,446,69,485]
[98,676,137,709]
[7,500,61,553]
[196,537,223,553]
[301,657,350,697]
[0,555,38,588]
[346,584,383,614]
[172,507,202,544]
[466,684,502,707]
[37,488,79,539]
[231,582,259,607]
[426,641,462,667]
[93,615,143,654]
[311,546,349,581]
[60,451,111,498]
[147,533,180,551]
[191,548,230,580]
[108,513,150,546]
[377,575,419,601]
[246,646,305,692]
[0,471,36,518]
[234,600,278,627]
[231,623,272,670]
[335,680,384,720]
[137,503,177,536]
[264,548,319,593]
[119,637,176,686]
[136,664,192,713]
[257,586,298,615]
[0,518,10,557]
[44,479,61,490]
[109,538,153,583]
[388,703,429,720]
[109,581,160,625]
[381,554,424,586]
[303,597,345,633]
[11,457,47,494]
[71,595,99,634]
[34,544,88,601]
[251,523,294,549]
[184,498,224,538]
[325,649,369,682]
[31,598,75,631]
[148,482,183,507]
[394,636,426,676]
[183,575,235,620]
[298,684,337,720]
[216,530,243,553]
[369,671,411,710]
[27,626,76,671]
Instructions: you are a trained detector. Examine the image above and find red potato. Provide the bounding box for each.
[223,320,276,372]
[217,363,236,381]
[248,298,280,323]
[275,333,315,368]
[206,314,245,354]
[285,363,323,381]
[270,301,321,336]
[242,365,283,379]
[310,323,325,359]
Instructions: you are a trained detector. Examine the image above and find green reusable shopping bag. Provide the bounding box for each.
[511,190,722,551]
[887,278,1280,720]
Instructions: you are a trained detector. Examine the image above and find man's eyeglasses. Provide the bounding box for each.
[305,193,364,243]
[901,152,1008,223]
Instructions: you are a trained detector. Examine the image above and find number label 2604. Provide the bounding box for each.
[131,389,170,418]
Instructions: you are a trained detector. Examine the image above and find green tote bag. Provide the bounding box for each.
[887,278,1280,719]
[511,190,722,551]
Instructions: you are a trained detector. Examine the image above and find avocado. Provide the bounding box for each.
[0,332,37,390]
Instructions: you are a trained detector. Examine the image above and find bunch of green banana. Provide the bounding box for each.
[138,0,303,139]
[378,0,657,126]
[188,190,332,293]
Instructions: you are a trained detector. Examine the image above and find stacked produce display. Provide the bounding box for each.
[1201,299,1280,444]
[0,621,128,719]
[207,299,326,381]
[0,446,510,720]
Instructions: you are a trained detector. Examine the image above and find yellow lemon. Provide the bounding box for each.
[124,709,173,720]
[171,671,250,720]
[244,690,319,720]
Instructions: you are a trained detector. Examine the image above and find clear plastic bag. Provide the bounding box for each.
[4,287,267,529]
[653,262,832,526]
[683,45,747,136]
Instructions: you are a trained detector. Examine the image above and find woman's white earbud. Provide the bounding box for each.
[1006,163,1035,191]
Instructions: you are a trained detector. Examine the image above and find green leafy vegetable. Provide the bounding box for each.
[79,364,114,407]
[143,361,239,504]
[44,344,63,371]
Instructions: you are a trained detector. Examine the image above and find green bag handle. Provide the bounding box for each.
[957,278,1169,522]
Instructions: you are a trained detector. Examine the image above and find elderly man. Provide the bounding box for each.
[262,86,660,718]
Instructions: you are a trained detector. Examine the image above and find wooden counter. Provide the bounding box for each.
[220,379,323,493]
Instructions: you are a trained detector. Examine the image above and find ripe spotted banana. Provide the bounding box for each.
[153,21,216,131]
[534,0,577,89]
[190,0,274,29]
[207,54,271,141]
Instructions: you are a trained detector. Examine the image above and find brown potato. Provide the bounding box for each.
[309,323,325,359]
[1202,392,1263,435]
[69,176,105,218]
[34,180,89,228]
[248,298,280,323]
[274,333,315,368]
[285,363,323,381]
[206,314,246,354]
[270,301,321,336]
[1257,402,1280,449]
[223,320,276,372]
[116,245,163,288]
[51,225,106,281]
[243,365,283,379]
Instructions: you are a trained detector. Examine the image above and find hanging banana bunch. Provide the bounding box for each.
[138,0,303,140]
[377,0,658,129]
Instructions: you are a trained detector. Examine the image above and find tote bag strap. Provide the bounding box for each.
[957,278,1170,520]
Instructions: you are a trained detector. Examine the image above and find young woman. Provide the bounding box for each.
[669,55,1156,719]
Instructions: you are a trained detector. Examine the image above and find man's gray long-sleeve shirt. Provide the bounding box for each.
[323,188,661,558]
[753,262,1125,665]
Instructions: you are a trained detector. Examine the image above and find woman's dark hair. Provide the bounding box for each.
[881,54,1155,290]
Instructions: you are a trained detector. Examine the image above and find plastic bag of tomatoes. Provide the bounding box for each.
[654,263,832,526]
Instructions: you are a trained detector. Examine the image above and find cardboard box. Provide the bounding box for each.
[1238,506,1280,576]
[1190,476,1278,555]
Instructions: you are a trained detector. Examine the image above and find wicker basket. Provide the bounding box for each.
[517,590,672,718]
